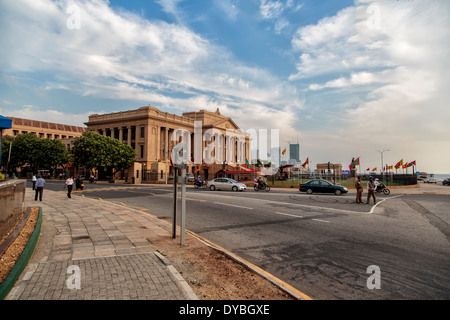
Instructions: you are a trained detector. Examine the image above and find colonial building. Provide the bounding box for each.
[85,106,252,182]
[2,116,87,177]
[4,117,86,140]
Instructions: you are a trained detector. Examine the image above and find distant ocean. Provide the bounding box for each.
[432,174,450,181]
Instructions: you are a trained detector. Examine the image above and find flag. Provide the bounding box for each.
[407,160,416,167]
[402,163,408,169]
[349,157,360,169]
[394,159,403,169]
[245,159,250,169]
[196,163,202,172]
[302,157,309,168]
[386,165,393,170]
[282,148,286,156]
[366,168,370,171]
[372,167,377,172]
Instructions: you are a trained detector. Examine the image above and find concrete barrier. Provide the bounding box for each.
[0,180,26,241]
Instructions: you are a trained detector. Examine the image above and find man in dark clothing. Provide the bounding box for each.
[34,175,46,201]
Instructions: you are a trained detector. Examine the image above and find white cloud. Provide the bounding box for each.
[0,0,302,142]
[259,0,302,34]
[0,0,301,105]
[8,105,94,127]
[290,0,450,173]
[308,71,378,91]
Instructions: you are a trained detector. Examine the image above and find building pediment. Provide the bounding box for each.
[207,118,241,131]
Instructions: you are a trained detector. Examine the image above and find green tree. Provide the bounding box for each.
[39,139,70,173]
[2,133,70,174]
[1,135,15,170]
[71,131,136,175]
[5,133,41,171]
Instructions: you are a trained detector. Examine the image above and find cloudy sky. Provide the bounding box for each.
[1,0,449,173]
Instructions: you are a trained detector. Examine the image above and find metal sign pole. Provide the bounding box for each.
[180,164,187,246]
[172,167,178,239]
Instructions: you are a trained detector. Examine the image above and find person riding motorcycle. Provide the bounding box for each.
[75,176,84,190]
[195,176,204,187]
[374,178,380,192]
[255,176,265,190]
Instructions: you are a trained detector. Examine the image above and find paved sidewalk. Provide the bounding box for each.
[6,188,198,300]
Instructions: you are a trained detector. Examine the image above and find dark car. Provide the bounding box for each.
[299,179,348,195]
[442,178,450,186]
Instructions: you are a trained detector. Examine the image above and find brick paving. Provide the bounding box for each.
[6,188,198,300]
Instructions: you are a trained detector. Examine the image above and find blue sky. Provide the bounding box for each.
[1,0,449,173]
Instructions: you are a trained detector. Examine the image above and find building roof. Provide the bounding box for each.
[7,116,86,133]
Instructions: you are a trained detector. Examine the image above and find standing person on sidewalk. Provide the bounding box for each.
[34,175,46,201]
[31,174,37,190]
[64,176,74,198]
[366,177,376,204]
[355,176,363,203]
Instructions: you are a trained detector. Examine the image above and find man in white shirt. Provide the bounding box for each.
[64,176,74,198]
[31,174,37,190]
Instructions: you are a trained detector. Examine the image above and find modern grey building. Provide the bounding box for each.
[289,143,300,162]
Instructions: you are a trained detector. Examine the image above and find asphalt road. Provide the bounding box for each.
[40,180,450,300]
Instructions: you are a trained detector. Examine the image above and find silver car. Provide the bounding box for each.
[208,178,247,191]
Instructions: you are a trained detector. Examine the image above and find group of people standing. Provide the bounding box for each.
[355,176,377,204]
[31,174,84,200]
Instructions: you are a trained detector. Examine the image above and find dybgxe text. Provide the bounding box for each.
[179,304,270,317]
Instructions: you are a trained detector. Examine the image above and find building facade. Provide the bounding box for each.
[2,116,87,177]
[85,106,251,182]
[4,117,86,140]
[289,143,300,163]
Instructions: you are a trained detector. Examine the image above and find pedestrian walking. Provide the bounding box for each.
[355,176,363,203]
[34,175,46,201]
[367,177,376,204]
[64,176,74,198]
[31,174,37,190]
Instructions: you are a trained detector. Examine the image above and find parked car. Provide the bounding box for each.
[299,179,348,195]
[442,178,450,186]
[424,178,437,183]
[208,178,247,191]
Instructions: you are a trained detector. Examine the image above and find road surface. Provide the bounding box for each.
[41,181,450,299]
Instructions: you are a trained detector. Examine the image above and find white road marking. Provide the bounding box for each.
[312,219,330,223]
[214,202,254,210]
[368,195,403,214]
[275,212,304,219]
[275,212,329,223]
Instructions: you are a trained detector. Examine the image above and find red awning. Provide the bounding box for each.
[218,170,258,174]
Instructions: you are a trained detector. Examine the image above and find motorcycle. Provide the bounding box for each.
[76,178,84,191]
[89,176,97,184]
[376,183,390,195]
[254,182,271,192]
[194,180,207,189]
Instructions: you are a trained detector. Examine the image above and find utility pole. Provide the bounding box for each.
[376,149,390,181]
[172,163,187,246]
[180,163,187,246]
[172,166,178,239]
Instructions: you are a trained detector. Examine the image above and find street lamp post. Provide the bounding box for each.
[377,149,390,180]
